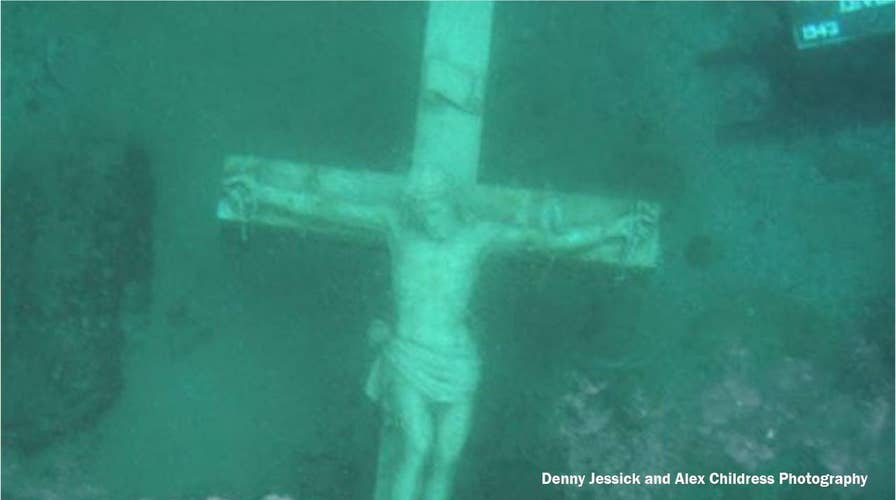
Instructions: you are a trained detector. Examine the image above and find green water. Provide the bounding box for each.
[2,2,893,499]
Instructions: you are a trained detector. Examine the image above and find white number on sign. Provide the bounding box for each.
[801,21,841,41]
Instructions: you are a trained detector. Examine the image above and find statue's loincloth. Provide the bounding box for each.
[365,334,481,405]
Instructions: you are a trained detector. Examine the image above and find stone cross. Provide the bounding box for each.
[216,3,660,499]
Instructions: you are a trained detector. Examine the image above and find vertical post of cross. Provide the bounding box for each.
[412,2,495,186]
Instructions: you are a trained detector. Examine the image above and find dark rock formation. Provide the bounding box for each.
[2,136,154,454]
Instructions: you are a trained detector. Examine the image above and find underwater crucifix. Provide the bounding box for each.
[216,3,661,500]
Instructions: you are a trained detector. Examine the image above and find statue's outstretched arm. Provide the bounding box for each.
[489,201,658,256]
[313,195,397,233]
[220,172,397,234]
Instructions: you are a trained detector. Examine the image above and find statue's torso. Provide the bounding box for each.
[391,223,489,349]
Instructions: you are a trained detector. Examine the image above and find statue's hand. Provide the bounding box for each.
[609,201,659,256]
[222,174,260,220]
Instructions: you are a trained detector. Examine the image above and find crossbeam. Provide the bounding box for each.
[217,155,661,267]
[216,1,662,269]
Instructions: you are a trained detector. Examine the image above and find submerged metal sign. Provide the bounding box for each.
[792,0,894,49]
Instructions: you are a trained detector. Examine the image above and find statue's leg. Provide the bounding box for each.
[422,398,474,500]
[389,381,433,500]
[373,416,398,500]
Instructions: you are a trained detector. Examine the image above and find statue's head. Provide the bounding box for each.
[402,168,461,240]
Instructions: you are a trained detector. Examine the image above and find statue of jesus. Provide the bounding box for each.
[314,167,656,500]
